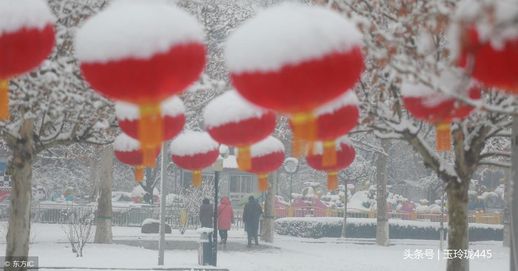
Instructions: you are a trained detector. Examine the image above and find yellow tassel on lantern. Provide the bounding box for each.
[291,112,316,142]
[258,174,269,192]
[435,121,451,152]
[142,146,159,168]
[237,146,252,171]
[291,137,307,158]
[138,103,163,167]
[327,172,338,191]
[0,79,9,121]
[192,170,202,188]
[322,140,337,167]
[134,166,145,183]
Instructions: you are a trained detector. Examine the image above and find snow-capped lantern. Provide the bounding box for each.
[402,79,480,152]
[115,96,186,166]
[292,91,359,166]
[75,0,205,163]
[238,136,285,192]
[114,133,159,183]
[0,0,56,120]
[225,3,364,148]
[170,131,219,188]
[451,0,518,93]
[203,91,276,171]
[306,138,355,191]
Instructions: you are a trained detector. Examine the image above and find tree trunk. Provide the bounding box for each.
[94,145,113,243]
[261,172,276,243]
[341,177,348,239]
[376,139,389,246]
[446,180,470,271]
[5,119,34,271]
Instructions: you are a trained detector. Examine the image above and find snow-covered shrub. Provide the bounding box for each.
[61,209,95,257]
[275,217,503,241]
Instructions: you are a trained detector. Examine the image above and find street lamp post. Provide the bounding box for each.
[210,145,229,267]
[212,170,219,266]
[158,142,168,265]
[339,171,348,239]
[283,157,299,215]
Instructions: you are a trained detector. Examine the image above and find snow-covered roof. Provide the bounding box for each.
[249,136,285,158]
[225,3,362,73]
[169,131,219,157]
[75,0,205,62]
[203,90,268,128]
[0,0,55,35]
[315,91,359,116]
[113,133,140,152]
[115,96,185,121]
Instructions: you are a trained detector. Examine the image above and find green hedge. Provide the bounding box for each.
[275,217,503,241]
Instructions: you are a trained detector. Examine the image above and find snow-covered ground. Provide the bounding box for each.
[0,223,508,271]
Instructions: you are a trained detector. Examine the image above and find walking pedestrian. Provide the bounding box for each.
[199,198,213,228]
[218,196,234,247]
[243,195,262,248]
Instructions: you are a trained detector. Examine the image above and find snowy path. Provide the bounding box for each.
[0,223,508,270]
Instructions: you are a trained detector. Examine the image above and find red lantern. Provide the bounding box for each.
[306,138,356,191]
[402,81,481,151]
[292,91,359,165]
[454,16,518,92]
[204,91,276,171]
[237,136,285,192]
[0,0,55,120]
[170,131,219,188]
[113,133,159,183]
[115,96,185,165]
[75,1,206,162]
[225,3,364,144]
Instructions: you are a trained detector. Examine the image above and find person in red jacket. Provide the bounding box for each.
[217,196,234,247]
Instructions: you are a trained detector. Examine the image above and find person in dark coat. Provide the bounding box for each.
[199,198,213,228]
[243,196,262,247]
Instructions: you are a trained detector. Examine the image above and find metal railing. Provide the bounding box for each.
[274,206,503,225]
[0,203,246,229]
[0,203,502,227]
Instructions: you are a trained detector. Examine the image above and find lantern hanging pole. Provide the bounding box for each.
[158,142,167,266]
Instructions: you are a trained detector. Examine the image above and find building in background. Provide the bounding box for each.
[178,154,259,209]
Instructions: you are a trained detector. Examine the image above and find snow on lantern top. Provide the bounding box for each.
[309,136,353,155]
[401,72,481,127]
[203,90,268,128]
[401,71,480,109]
[75,0,205,62]
[315,91,359,116]
[225,3,363,73]
[169,131,219,157]
[449,0,518,59]
[115,96,185,121]
[114,133,140,152]
[449,0,518,93]
[249,136,285,158]
[0,0,55,35]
